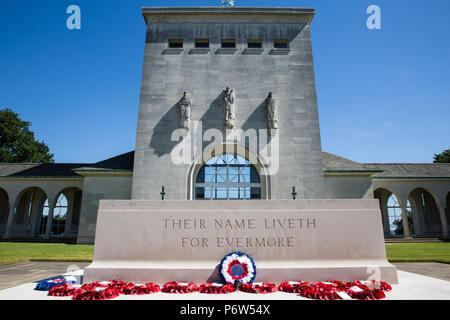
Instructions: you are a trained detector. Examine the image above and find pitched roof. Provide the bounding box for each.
[364,163,450,179]
[92,151,134,170]
[1,150,449,179]
[0,151,134,178]
[0,163,41,177]
[321,152,381,173]
[321,153,450,178]
[0,163,87,178]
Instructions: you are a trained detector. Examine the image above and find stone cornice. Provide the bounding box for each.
[323,170,383,177]
[142,7,315,24]
[0,176,83,181]
[371,176,450,181]
[73,169,133,177]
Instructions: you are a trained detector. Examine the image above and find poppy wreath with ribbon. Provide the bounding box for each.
[340,280,390,300]
[106,281,129,294]
[349,280,392,292]
[48,283,83,297]
[345,286,385,300]
[344,283,386,300]
[120,282,161,295]
[278,281,313,294]
[219,251,257,285]
[70,281,116,300]
[162,281,198,293]
[239,282,278,294]
[72,286,120,301]
[298,281,342,300]
[198,283,237,294]
[278,280,391,300]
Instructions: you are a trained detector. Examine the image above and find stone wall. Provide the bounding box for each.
[76,175,132,244]
[323,175,374,199]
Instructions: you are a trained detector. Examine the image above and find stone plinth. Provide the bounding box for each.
[83,200,398,284]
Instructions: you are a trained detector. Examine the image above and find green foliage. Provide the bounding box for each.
[433,149,450,163]
[0,108,54,163]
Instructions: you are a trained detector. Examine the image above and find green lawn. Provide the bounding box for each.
[385,242,450,263]
[0,242,94,266]
[0,242,449,266]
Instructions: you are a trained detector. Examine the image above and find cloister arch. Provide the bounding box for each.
[408,187,443,237]
[12,187,48,237]
[39,194,68,236]
[374,188,414,238]
[34,187,83,238]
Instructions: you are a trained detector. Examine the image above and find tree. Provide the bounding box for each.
[433,149,450,163]
[0,108,54,163]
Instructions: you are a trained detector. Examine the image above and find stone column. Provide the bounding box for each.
[400,205,411,238]
[379,194,391,237]
[3,203,16,239]
[409,200,422,237]
[44,204,55,239]
[63,193,74,237]
[438,202,449,239]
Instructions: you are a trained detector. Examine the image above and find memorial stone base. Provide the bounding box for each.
[84,200,398,284]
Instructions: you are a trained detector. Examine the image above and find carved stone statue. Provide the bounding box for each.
[179,91,191,130]
[223,87,235,129]
[266,92,278,132]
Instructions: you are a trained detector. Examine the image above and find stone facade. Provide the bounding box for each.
[132,7,325,201]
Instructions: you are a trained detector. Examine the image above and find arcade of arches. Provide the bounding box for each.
[374,187,450,239]
[0,186,82,240]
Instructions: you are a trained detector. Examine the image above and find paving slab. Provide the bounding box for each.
[392,262,450,282]
[0,262,90,290]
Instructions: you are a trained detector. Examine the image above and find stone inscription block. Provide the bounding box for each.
[84,200,398,284]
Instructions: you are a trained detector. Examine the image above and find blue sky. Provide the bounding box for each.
[1,0,449,164]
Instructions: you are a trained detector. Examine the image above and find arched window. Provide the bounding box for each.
[195,154,261,200]
[387,194,413,236]
[39,194,68,236]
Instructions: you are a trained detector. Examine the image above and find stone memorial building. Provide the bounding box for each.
[0,7,449,245]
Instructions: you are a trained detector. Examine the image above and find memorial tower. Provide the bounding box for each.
[132,7,324,201]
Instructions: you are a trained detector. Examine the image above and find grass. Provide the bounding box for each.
[385,242,450,263]
[0,242,449,266]
[0,242,94,266]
